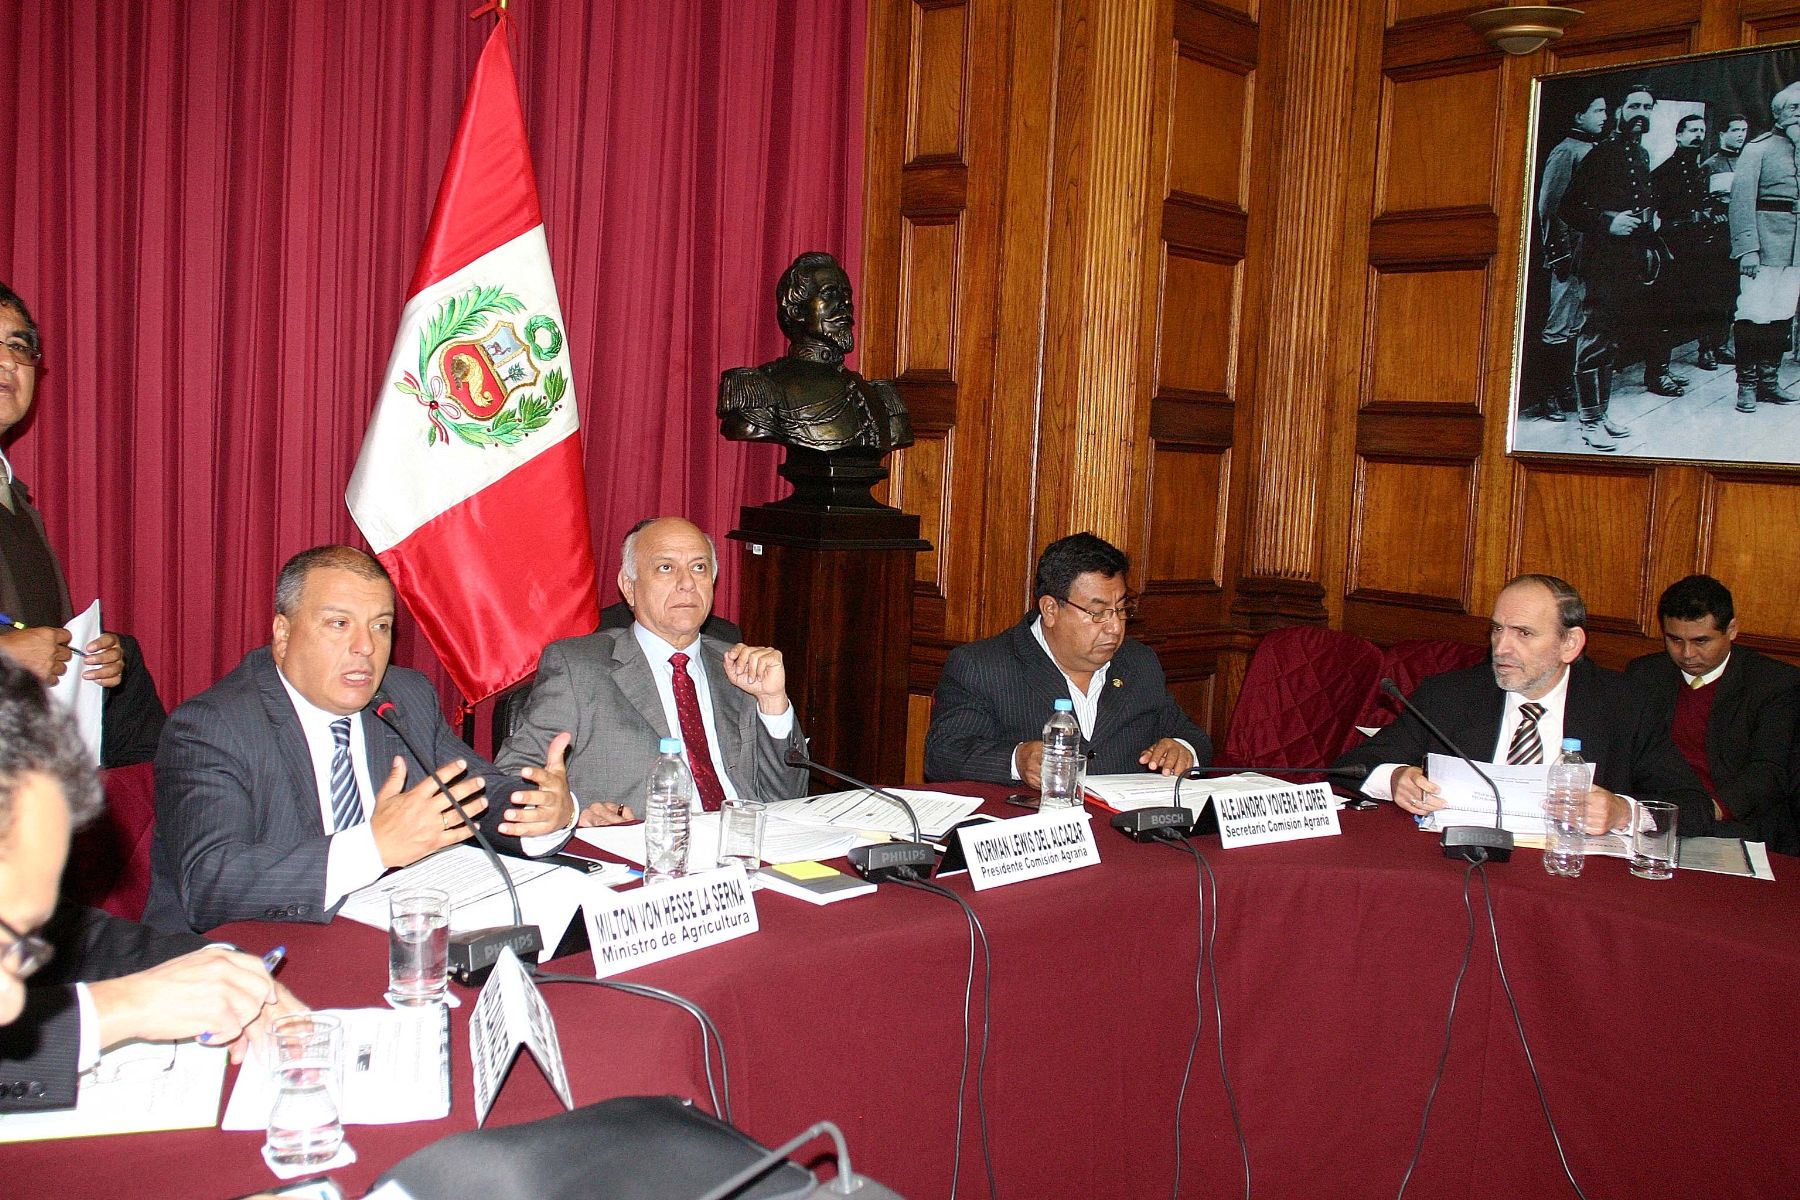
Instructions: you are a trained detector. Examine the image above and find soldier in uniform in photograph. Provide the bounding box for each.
[1531,89,1609,423]
[1646,112,1715,395]
[1561,83,1661,451]
[1728,83,1800,413]
[1695,113,1750,368]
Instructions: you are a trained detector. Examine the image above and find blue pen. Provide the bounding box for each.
[197,946,286,1045]
[0,612,91,656]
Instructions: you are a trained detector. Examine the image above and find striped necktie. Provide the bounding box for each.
[1506,701,1546,766]
[329,716,365,831]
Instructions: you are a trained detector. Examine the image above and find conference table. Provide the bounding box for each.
[19,786,1800,1199]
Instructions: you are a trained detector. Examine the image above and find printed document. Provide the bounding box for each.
[581,809,861,867]
[771,788,982,838]
[0,1038,227,1143]
[223,1005,451,1130]
[337,845,590,955]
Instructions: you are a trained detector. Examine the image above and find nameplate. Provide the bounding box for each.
[583,864,759,979]
[1215,781,1341,848]
[960,808,1100,891]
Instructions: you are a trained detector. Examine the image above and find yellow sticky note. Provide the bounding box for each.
[774,860,839,881]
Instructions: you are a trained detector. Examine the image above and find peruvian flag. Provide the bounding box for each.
[348,12,598,707]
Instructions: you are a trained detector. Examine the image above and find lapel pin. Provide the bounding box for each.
[1112,678,1123,688]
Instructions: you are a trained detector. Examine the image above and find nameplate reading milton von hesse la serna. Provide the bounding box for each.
[583,864,760,979]
[960,807,1101,891]
[1215,779,1341,849]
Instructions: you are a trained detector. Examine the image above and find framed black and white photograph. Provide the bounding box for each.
[1510,43,1800,464]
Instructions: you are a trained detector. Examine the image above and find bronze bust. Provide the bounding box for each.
[719,253,912,509]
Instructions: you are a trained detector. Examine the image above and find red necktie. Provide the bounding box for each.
[669,652,727,812]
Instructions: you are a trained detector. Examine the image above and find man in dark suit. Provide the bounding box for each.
[1625,575,1799,853]
[1336,573,1708,836]
[923,532,1211,787]
[0,281,165,765]
[145,545,576,934]
[0,660,294,1111]
[497,518,805,818]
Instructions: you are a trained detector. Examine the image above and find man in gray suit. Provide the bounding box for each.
[0,659,297,1111]
[497,518,806,820]
[924,532,1211,787]
[145,546,576,933]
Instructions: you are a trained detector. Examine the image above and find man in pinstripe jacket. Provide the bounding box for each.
[924,533,1210,787]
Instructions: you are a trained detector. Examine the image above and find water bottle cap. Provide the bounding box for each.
[659,737,683,754]
[1561,738,1581,751]
[1054,698,1074,712]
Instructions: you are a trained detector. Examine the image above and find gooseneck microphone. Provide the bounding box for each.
[371,690,546,980]
[1377,679,1513,864]
[1182,763,1371,782]
[785,748,937,882]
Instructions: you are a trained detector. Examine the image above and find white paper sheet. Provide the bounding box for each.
[336,845,591,956]
[1418,753,1553,833]
[50,599,103,766]
[580,811,862,868]
[222,1005,450,1130]
[0,1038,227,1143]
[769,788,982,838]
[468,948,570,1125]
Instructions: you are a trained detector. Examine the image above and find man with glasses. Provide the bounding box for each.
[924,532,1210,786]
[0,281,165,765]
[0,660,296,1111]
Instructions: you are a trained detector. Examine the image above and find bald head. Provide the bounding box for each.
[619,518,718,649]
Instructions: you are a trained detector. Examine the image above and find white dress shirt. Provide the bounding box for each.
[1362,666,1573,800]
[1684,653,1730,689]
[633,624,794,810]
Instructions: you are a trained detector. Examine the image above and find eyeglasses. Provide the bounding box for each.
[0,338,41,367]
[1054,596,1139,625]
[0,913,54,981]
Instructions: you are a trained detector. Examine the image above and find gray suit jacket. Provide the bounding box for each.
[495,626,807,809]
[923,616,1212,784]
[144,648,525,933]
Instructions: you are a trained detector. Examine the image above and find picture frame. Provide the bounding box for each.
[1509,42,1800,465]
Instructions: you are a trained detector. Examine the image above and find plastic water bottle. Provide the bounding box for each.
[1543,738,1591,878]
[1040,698,1084,809]
[643,737,693,884]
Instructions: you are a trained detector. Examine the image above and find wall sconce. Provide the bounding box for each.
[1467,5,1583,55]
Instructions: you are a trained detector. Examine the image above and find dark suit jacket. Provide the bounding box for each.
[0,477,73,623]
[144,648,525,933]
[1334,658,1711,832]
[495,627,806,808]
[924,617,1212,784]
[0,903,205,1111]
[1625,647,1800,854]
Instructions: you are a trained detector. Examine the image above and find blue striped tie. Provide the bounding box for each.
[329,717,364,831]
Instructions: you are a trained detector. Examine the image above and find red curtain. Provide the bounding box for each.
[0,0,864,714]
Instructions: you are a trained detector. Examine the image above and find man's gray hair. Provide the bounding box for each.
[274,545,391,616]
[1503,573,1587,633]
[620,519,717,581]
[1773,82,1800,121]
[0,660,102,836]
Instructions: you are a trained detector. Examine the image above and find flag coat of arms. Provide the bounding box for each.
[348,12,599,706]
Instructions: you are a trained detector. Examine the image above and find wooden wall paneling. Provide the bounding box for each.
[899,215,960,376]
[891,429,952,594]
[1146,443,1231,585]
[1509,462,1659,635]
[907,0,969,163]
[1700,472,1800,650]
[1374,64,1501,216]
[1347,456,1478,609]
[1365,265,1490,406]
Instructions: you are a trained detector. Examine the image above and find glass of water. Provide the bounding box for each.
[388,887,451,1005]
[1628,800,1679,880]
[718,798,767,872]
[265,1013,344,1166]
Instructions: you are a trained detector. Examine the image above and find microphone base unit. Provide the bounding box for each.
[1440,825,1515,864]
[1109,807,1197,842]
[449,924,546,986]
[847,841,938,883]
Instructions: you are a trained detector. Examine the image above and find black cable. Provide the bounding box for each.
[896,874,999,1200]
[1154,833,1250,1200]
[1395,861,1479,1200]
[1152,831,1206,1200]
[531,969,732,1124]
[1474,866,1589,1200]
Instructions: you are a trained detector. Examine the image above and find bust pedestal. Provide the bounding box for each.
[729,489,928,789]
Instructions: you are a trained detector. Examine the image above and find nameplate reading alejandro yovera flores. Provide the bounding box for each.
[1215,781,1341,849]
[961,807,1101,891]
[583,864,759,979]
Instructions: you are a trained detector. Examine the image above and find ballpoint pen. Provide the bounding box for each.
[196,946,287,1044]
[0,611,91,655]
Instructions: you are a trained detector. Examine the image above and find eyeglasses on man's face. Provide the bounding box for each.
[1054,596,1139,625]
[0,338,42,367]
[0,913,54,981]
